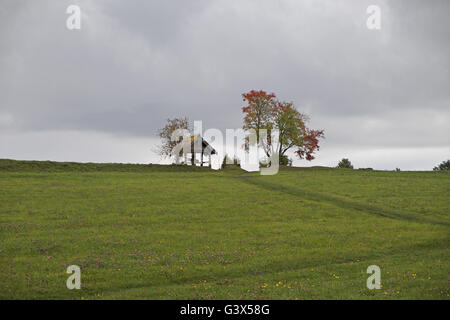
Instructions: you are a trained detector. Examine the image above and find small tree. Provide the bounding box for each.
[433,160,450,171]
[157,117,190,159]
[241,90,324,163]
[337,158,353,169]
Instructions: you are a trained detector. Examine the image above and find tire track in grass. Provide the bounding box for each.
[99,239,449,297]
[239,176,450,228]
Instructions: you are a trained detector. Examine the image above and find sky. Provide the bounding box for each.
[0,0,449,170]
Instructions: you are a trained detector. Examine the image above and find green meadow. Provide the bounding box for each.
[0,159,448,299]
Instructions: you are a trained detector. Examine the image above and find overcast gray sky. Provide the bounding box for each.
[0,0,449,170]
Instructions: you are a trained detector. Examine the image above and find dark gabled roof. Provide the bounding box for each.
[182,135,217,155]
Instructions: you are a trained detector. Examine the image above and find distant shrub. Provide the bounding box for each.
[395,168,401,172]
[279,154,293,166]
[259,155,292,167]
[221,154,240,169]
[358,168,373,171]
[433,160,450,171]
[337,158,354,169]
[221,155,230,169]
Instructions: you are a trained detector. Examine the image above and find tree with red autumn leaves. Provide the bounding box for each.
[242,90,324,163]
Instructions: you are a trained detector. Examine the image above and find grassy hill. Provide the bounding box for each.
[0,159,448,299]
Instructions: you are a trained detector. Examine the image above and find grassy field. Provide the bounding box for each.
[0,159,449,299]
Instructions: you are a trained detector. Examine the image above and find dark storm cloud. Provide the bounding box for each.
[0,0,449,167]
